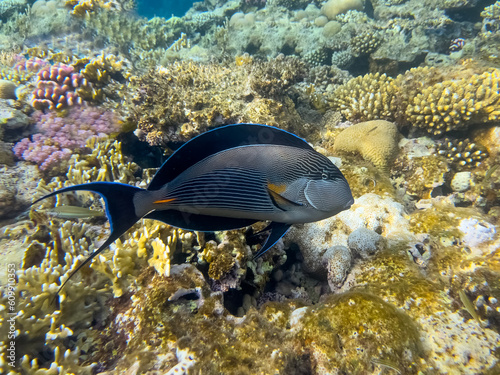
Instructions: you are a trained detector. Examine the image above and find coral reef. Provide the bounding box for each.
[13,107,122,172]
[130,57,308,147]
[329,66,500,135]
[0,0,499,374]
[31,63,88,110]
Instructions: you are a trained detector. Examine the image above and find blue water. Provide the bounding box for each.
[136,0,196,18]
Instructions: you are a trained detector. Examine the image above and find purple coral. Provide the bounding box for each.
[31,63,88,110]
[13,107,122,171]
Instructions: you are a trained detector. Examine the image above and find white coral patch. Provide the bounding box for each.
[458,218,497,254]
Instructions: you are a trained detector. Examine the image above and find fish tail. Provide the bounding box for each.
[32,182,146,297]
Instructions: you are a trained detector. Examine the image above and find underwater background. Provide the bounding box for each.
[0,0,500,374]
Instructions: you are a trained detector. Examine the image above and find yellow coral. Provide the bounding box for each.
[332,120,401,171]
[330,67,500,135]
[66,0,98,16]
[406,70,500,135]
[330,72,398,122]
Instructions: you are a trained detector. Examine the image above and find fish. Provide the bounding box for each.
[32,123,354,292]
[458,290,484,328]
[41,205,105,219]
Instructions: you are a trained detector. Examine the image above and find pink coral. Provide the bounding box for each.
[13,107,122,171]
[14,56,49,73]
[31,63,88,110]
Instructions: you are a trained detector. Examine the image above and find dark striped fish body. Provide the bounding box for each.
[32,124,353,293]
[141,145,352,224]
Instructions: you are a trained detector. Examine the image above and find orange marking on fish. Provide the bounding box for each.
[154,198,177,204]
[267,182,287,194]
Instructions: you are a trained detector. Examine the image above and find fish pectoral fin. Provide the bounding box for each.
[253,222,291,258]
[267,186,301,211]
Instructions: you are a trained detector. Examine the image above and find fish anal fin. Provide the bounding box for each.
[253,222,291,258]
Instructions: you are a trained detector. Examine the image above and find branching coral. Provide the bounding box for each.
[249,55,307,98]
[76,53,131,103]
[13,107,123,172]
[130,57,308,147]
[329,66,500,135]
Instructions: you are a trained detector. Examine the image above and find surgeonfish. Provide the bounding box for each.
[32,123,354,292]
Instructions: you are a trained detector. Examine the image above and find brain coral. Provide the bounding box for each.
[329,66,500,135]
[0,79,17,99]
[332,120,401,171]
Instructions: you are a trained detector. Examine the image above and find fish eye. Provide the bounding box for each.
[321,172,328,180]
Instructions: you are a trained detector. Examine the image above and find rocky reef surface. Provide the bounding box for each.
[0,0,499,374]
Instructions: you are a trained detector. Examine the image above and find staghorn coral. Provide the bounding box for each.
[82,10,179,57]
[329,66,500,135]
[331,120,401,171]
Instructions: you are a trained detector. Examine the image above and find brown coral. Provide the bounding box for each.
[130,58,309,147]
[0,79,17,99]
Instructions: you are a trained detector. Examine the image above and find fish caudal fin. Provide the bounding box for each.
[253,222,291,259]
[31,182,145,296]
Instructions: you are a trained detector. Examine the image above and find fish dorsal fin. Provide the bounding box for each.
[148,123,314,191]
